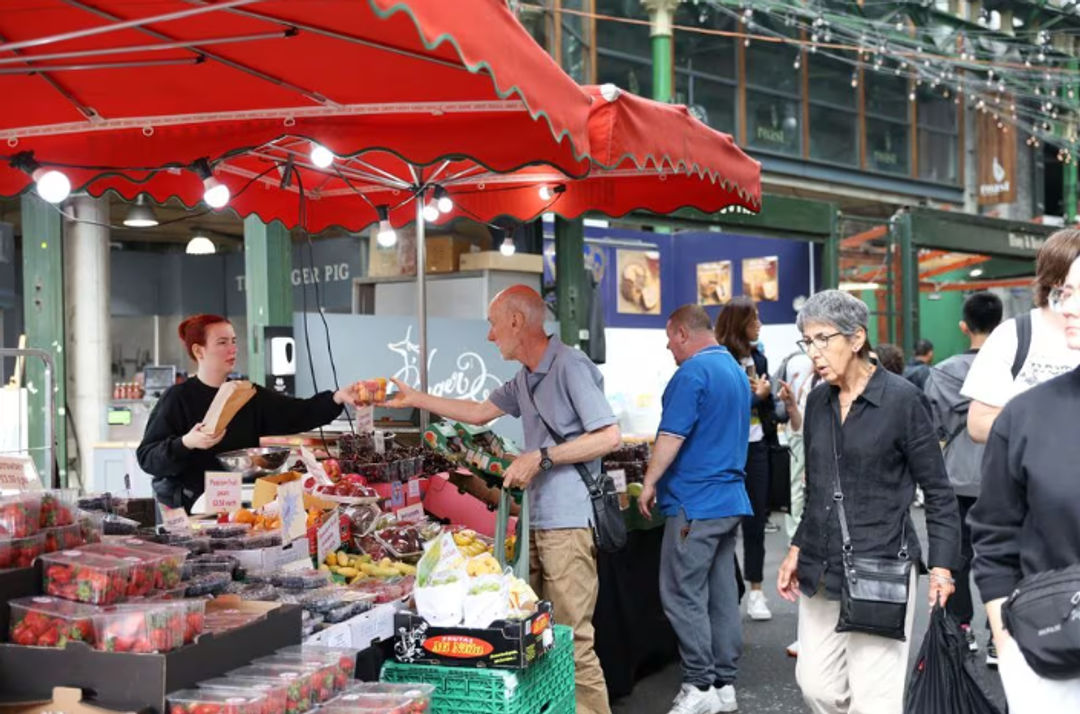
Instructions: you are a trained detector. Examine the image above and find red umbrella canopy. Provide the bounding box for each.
[0,0,592,207]
[426,84,762,224]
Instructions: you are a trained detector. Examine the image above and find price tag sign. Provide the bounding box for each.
[354,405,375,434]
[316,507,342,564]
[396,502,425,523]
[406,478,421,501]
[608,469,627,494]
[390,480,405,509]
[278,479,307,541]
[159,504,191,533]
[0,456,40,491]
[326,624,352,648]
[204,472,242,513]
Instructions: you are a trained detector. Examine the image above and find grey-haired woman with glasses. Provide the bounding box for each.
[775,289,960,714]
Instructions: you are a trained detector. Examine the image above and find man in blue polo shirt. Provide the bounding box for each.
[639,304,752,714]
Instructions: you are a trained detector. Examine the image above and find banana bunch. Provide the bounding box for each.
[323,551,416,583]
[466,553,502,577]
[452,529,492,557]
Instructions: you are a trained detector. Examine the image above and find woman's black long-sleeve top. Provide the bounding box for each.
[791,367,960,599]
[137,377,343,510]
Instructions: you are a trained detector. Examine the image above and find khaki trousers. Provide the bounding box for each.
[795,571,918,714]
[530,528,611,714]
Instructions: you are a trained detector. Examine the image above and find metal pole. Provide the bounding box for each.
[643,0,677,104]
[415,189,429,430]
[0,348,54,487]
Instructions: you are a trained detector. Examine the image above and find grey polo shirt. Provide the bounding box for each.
[488,337,617,530]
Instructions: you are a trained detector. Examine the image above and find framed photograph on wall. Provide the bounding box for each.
[742,256,779,302]
[617,249,662,315]
[696,261,733,306]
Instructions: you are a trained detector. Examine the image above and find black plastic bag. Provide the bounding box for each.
[904,606,1003,714]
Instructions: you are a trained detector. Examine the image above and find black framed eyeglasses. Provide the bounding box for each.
[796,332,846,353]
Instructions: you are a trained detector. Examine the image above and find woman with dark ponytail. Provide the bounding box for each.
[137,314,357,511]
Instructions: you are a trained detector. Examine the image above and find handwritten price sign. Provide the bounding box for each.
[204,471,242,513]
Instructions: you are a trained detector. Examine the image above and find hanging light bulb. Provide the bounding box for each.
[793,54,801,70]
[909,89,916,102]
[851,71,859,89]
[33,168,71,204]
[193,159,229,209]
[434,186,453,213]
[422,202,440,222]
[499,232,516,257]
[310,143,334,169]
[375,205,396,248]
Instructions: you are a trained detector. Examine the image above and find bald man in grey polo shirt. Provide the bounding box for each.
[389,284,621,714]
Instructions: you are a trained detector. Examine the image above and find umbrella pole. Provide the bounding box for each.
[415,191,429,431]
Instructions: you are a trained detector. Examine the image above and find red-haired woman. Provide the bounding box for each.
[715,297,779,622]
[137,314,356,511]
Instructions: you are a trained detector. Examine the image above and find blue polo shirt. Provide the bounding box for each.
[656,345,753,520]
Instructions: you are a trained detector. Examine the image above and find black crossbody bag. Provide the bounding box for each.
[831,416,913,641]
[525,380,627,554]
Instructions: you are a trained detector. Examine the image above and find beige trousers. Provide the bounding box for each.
[795,570,918,714]
[530,528,611,714]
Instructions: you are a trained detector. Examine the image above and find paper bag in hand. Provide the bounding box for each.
[200,380,255,434]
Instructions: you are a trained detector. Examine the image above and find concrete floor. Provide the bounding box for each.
[613,509,1006,714]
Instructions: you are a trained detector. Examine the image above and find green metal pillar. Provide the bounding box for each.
[644,0,678,104]
[895,211,919,358]
[243,216,293,385]
[21,194,67,486]
[554,216,586,348]
[821,211,841,290]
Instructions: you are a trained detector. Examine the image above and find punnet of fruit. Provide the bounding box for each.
[8,595,98,648]
[40,549,131,605]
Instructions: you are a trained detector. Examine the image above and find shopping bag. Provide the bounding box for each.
[904,606,1002,714]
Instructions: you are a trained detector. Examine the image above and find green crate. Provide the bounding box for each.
[382,624,575,714]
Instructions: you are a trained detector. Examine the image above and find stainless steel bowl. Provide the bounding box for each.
[216,446,292,476]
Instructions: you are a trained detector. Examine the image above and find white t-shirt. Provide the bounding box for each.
[961,307,1080,407]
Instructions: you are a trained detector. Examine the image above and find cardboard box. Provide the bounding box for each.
[251,472,334,510]
[425,235,478,274]
[393,601,554,669]
[459,251,543,273]
[228,536,312,571]
[0,601,302,712]
[0,687,135,714]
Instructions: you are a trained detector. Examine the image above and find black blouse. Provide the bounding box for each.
[137,377,342,510]
[791,367,960,599]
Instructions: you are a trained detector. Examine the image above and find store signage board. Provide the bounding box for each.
[0,455,40,491]
[407,478,421,500]
[205,472,242,513]
[316,508,342,564]
[278,480,307,541]
[159,505,191,534]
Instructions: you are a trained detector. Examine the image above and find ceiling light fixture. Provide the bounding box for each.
[123,195,159,228]
[185,235,216,255]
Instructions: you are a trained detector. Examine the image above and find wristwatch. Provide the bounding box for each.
[539,446,554,472]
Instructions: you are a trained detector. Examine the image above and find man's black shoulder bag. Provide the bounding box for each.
[525,381,627,554]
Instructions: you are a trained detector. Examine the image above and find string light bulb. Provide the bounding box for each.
[33,168,71,204]
[499,231,516,257]
[851,71,859,89]
[422,202,439,222]
[310,143,334,169]
[375,205,396,248]
[434,186,453,214]
[193,159,229,209]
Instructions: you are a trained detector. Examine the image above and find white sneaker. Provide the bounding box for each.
[667,684,717,714]
[747,590,772,621]
[714,684,738,712]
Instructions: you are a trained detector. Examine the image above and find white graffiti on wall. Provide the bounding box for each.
[386,326,504,401]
